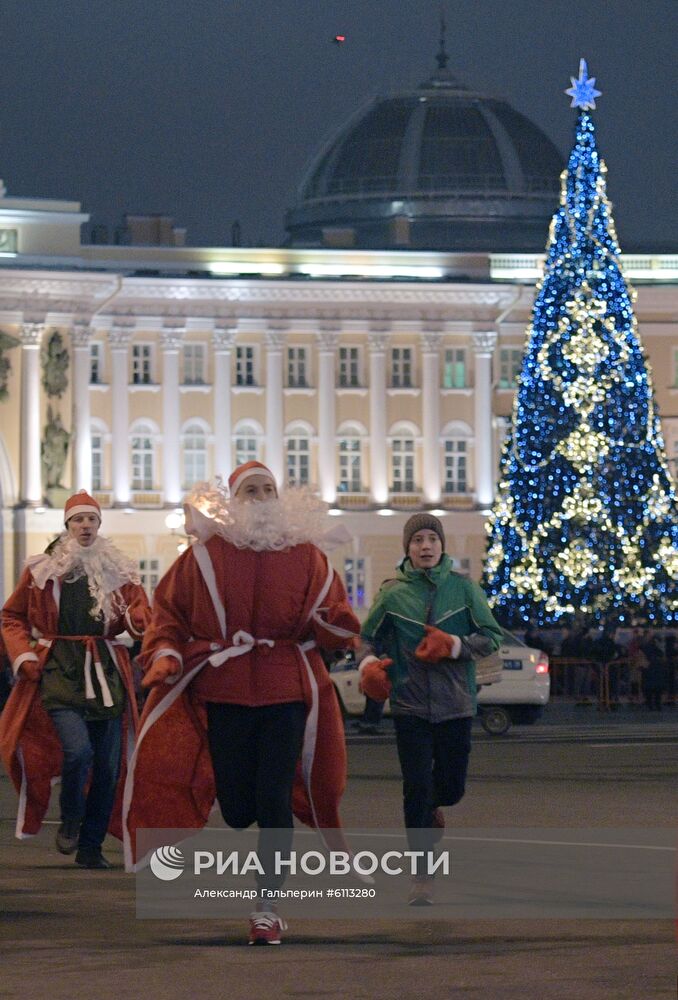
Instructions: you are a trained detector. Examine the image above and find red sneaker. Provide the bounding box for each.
[248,910,287,946]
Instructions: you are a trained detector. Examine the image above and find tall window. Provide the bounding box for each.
[443,439,468,493]
[235,346,256,386]
[139,559,160,596]
[182,423,208,487]
[344,557,366,609]
[132,344,153,385]
[498,348,523,389]
[443,348,466,388]
[183,344,206,385]
[131,424,154,489]
[286,435,310,485]
[234,423,259,466]
[338,347,360,388]
[90,343,104,384]
[338,437,362,492]
[91,434,103,490]
[391,438,415,492]
[287,347,308,388]
[391,347,413,388]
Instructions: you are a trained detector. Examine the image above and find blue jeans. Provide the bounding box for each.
[48,709,122,851]
[393,713,472,876]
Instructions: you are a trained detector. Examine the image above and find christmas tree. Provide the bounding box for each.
[483,60,678,625]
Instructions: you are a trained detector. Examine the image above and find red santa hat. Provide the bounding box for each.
[64,489,102,523]
[227,461,278,497]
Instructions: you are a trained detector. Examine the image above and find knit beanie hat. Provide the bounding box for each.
[403,513,445,554]
[64,489,101,523]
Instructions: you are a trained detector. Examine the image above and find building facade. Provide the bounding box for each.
[0,194,676,613]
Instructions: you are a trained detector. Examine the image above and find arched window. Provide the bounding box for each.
[337,421,366,493]
[234,420,262,467]
[285,422,313,486]
[90,418,109,491]
[182,421,209,487]
[130,420,156,490]
[389,421,418,493]
[442,421,472,494]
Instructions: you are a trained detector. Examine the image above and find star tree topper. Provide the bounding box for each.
[565,58,602,110]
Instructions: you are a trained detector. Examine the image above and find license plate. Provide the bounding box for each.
[502,659,523,671]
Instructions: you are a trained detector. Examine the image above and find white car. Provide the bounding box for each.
[330,629,550,735]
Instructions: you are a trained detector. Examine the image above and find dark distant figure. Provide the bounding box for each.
[640,632,666,711]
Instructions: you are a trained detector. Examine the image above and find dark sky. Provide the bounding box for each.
[0,0,675,250]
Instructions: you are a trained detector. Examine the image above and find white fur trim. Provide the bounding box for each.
[229,466,276,497]
[64,504,101,522]
[358,655,380,678]
[311,611,357,639]
[298,641,320,830]
[449,634,462,659]
[306,558,335,624]
[12,651,39,678]
[192,543,226,639]
[151,648,183,683]
[124,607,143,639]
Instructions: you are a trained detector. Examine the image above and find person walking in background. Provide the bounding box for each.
[593,625,621,709]
[357,513,502,906]
[0,490,149,868]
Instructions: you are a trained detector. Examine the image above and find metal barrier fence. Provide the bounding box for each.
[550,656,678,711]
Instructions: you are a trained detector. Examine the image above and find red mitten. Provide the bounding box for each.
[358,656,393,702]
[142,655,182,689]
[415,625,461,663]
[19,657,42,683]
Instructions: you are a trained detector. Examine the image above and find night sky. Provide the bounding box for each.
[0,0,675,251]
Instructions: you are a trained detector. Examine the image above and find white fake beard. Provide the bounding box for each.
[224,491,336,551]
[37,534,140,624]
[184,480,345,551]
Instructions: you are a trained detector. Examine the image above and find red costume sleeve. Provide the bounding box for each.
[307,550,361,651]
[139,552,194,672]
[1,568,39,672]
[120,582,152,639]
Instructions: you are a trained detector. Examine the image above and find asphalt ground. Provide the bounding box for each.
[1,704,677,1000]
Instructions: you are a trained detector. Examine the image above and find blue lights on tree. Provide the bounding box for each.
[483,62,678,625]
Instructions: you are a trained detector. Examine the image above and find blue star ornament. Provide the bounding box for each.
[565,58,602,110]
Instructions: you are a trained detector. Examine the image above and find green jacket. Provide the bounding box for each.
[360,554,503,722]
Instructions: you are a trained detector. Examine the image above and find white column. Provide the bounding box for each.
[109,326,131,506]
[316,330,338,503]
[472,331,498,508]
[421,330,442,505]
[71,321,92,493]
[368,331,389,505]
[213,325,235,481]
[265,330,285,486]
[161,325,183,506]
[19,322,44,505]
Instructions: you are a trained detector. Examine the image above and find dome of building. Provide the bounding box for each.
[285,51,564,252]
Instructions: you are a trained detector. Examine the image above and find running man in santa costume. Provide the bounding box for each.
[125,461,360,945]
[0,490,150,868]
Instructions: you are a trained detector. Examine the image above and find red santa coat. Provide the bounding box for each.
[0,564,150,840]
[123,535,360,870]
